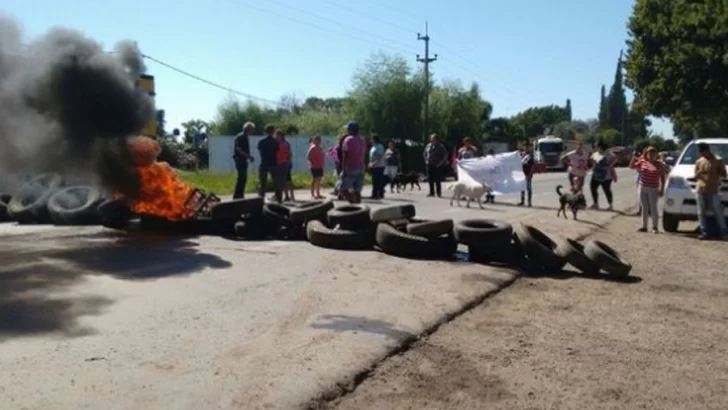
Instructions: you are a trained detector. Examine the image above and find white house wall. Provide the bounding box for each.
[209,135,339,174]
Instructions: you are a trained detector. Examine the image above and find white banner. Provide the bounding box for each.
[456,151,527,195]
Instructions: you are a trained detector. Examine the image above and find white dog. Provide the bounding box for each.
[448,181,492,209]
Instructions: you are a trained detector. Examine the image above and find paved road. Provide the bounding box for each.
[0,169,638,410]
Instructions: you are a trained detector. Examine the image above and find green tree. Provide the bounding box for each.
[592,128,623,147]
[348,52,425,141]
[565,99,572,122]
[624,0,728,140]
[210,98,279,135]
[181,119,209,143]
[511,105,570,138]
[605,51,628,134]
[428,80,491,145]
[598,85,607,128]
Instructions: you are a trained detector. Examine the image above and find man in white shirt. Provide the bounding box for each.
[560,139,589,191]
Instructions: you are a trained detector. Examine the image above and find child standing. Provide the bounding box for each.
[275,130,295,201]
[307,135,325,199]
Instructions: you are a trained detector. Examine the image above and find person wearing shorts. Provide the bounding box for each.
[561,139,589,191]
[341,120,366,203]
[275,129,295,201]
[307,135,325,199]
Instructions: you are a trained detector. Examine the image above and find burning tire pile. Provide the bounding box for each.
[0,174,632,278]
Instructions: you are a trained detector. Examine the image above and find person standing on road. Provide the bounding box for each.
[519,141,535,207]
[694,142,727,240]
[561,139,589,192]
[629,146,666,233]
[368,135,386,199]
[384,140,400,193]
[424,134,448,198]
[307,135,325,200]
[340,121,366,204]
[275,130,295,202]
[588,140,615,211]
[457,137,478,160]
[232,122,255,199]
[257,125,281,201]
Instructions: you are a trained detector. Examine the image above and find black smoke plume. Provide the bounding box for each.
[0,15,154,197]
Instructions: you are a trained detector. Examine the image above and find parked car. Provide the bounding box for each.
[662,139,728,232]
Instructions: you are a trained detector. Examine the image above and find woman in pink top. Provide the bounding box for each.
[307,135,325,199]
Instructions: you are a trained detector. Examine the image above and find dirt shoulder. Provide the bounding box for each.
[323,216,728,410]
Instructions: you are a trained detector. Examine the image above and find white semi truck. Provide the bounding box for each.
[533,135,576,171]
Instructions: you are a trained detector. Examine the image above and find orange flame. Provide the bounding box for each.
[121,136,196,221]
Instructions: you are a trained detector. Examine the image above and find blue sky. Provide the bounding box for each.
[3,0,674,139]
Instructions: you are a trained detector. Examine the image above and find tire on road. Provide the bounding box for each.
[583,240,632,277]
[327,204,371,230]
[469,234,524,265]
[370,204,416,223]
[233,217,277,240]
[454,219,513,247]
[262,202,294,227]
[406,218,454,238]
[0,193,11,222]
[7,173,64,223]
[514,224,567,272]
[306,219,374,250]
[210,197,264,221]
[375,222,457,259]
[555,238,600,275]
[288,200,335,223]
[97,198,132,230]
[47,185,103,225]
[662,212,680,233]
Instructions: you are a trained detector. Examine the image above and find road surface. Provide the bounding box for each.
[1,169,638,410]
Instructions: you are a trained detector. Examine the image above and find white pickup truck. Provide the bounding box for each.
[662,138,728,232]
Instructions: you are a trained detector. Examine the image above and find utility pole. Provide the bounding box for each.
[417,22,437,143]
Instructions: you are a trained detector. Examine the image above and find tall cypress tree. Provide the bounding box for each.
[565,99,572,121]
[606,50,628,136]
[598,85,607,128]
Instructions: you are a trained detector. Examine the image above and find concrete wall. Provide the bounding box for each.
[209,135,338,174]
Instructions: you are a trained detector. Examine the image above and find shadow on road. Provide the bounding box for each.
[0,263,113,342]
[311,314,414,341]
[522,266,643,284]
[0,233,232,342]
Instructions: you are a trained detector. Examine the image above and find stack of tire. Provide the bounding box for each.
[512,223,632,278]
[1,173,105,225]
[306,204,458,259]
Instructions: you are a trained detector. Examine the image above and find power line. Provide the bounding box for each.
[142,54,282,107]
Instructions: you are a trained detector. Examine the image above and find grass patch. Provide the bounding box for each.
[178,170,371,195]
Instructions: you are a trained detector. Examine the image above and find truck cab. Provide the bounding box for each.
[534,136,567,171]
[662,138,728,232]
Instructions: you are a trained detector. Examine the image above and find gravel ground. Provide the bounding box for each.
[324,216,728,410]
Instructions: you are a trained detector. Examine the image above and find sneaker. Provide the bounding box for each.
[426,193,434,197]
[517,202,524,207]
[607,204,613,211]
[589,204,599,210]
[637,227,647,232]
[527,203,532,208]
[652,228,659,234]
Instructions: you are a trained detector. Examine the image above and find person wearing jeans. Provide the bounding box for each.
[588,141,614,210]
[341,121,366,204]
[232,122,255,199]
[629,146,666,233]
[694,142,727,240]
[368,135,386,199]
[423,133,447,197]
[518,141,534,207]
[257,125,280,200]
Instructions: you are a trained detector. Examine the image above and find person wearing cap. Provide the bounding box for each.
[340,120,366,203]
[694,142,727,240]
